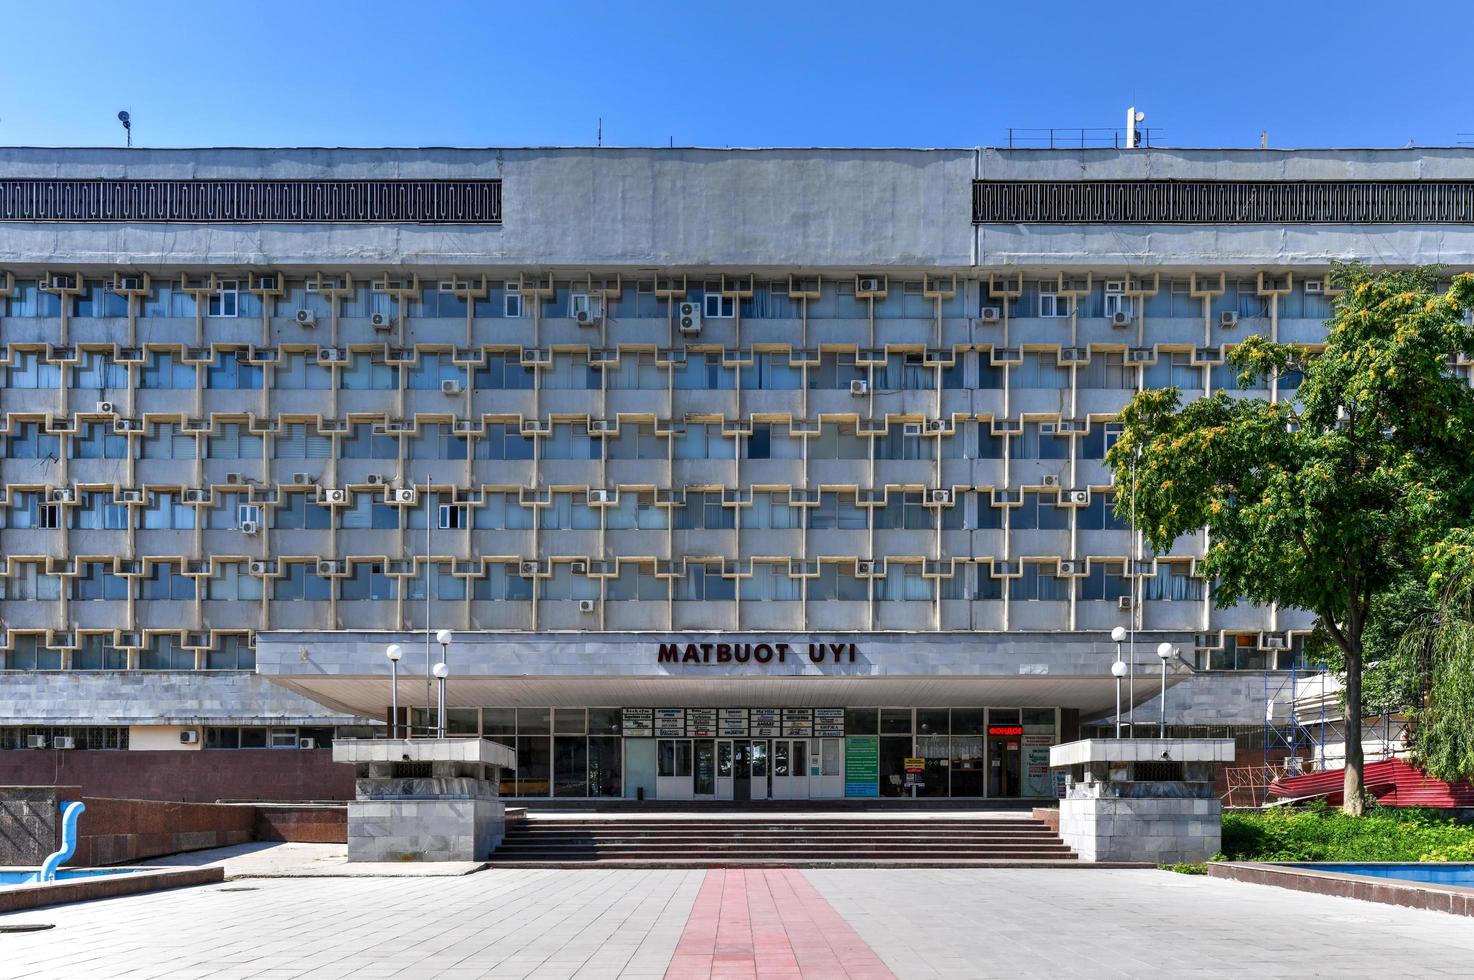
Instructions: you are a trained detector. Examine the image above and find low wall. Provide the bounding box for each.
[255,804,346,843]
[0,786,69,864]
[74,797,256,866]
[0,749,353,803]
[1031,807,1060,833]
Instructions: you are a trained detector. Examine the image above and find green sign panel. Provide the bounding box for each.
[845,735,879,797]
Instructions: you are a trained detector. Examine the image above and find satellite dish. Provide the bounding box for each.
[117,110,130,126]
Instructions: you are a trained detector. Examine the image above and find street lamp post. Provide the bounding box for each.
[1156,642,1175,739]
[433,662,449,738]
[1111,659,1129,738]
[1110,626,1128,738]
[435,629,453,667]
[385,644,402,739]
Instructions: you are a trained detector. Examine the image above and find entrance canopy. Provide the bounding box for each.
[255,630,1192,720]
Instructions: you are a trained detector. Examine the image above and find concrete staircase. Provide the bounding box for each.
[487,814,1081,868]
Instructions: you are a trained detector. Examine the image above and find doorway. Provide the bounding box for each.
[772,738,810,800]
[988,734,1021,798]
[625,738,656,800]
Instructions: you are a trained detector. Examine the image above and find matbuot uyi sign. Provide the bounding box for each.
[656,641,859,665]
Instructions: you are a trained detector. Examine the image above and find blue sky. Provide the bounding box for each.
[0,0,1464,149]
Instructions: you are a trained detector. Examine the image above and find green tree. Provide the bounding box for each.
[1107,265,1474,815]
[1402,530,1474,781]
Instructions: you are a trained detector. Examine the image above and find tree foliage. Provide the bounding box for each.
[1402,529,1474,782]
[1107,264,1474,814]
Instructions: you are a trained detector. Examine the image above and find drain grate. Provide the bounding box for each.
[215,886,260,892]
[0,923,55,933]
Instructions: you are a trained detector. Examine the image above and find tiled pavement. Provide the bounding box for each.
[5,866,1474,978]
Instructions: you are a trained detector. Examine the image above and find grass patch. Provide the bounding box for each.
[1163,862,1208,875]
[1220,802,1474,862]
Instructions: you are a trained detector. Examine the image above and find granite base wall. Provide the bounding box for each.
[254,804,346,843]
[347,798,505,862]
[1060,797,1221,864]
[0,750,354,803]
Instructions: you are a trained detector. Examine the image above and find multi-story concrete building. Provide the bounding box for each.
[2,144,1471,801]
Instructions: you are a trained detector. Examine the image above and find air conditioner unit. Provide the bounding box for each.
[321,488,347,504]
[366,473,386,486]
[1110,310,1131,328]
[299,738,316,750]
[318,347,345,363]
[295,309,317,327]
[850,379,868,396]
[1104,280,1126,295]
[316,560,341,576]
[677,302,702,334]
[179,730,199,745]
[903,422,922,437]
[575,308,603,327]
[588,489,611,505]
[241,520,260,535]
[1127,349,1154,363]
[390,488,417,504]
[226,472,244,484]
[856,560,876,576]
[1041,474,1060,487]
[370,312,394,331]
[930,489,952,505]
[118,275,143,291]
[95,400,115,415]
[1069,490,1090,505]
[114,418,141,433]
[116,489,144,504]
[183,489,209,504]
[52,736,76,750]
[1117,596,1135,611]
[1058,561,1078,576]
[50,487,75,503]
[292,472,312,485]
[980,306,1001,323]
[248,560,268,575]
[26,735,47,749]
[1304,280,1324,295]
[577,599,597,614]
[49,274,75,290]
[588,419,615,434]
[1220,311,1239,328]
[440,379,464,396]
[257,274,278,291]
[858,277,882,293]
[519,561,540,577]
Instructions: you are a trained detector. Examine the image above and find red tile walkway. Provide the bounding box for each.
[664,869,897,980]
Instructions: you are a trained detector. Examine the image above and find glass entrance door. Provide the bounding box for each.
[694,739,716,798]
[988,735,1021,797]
[771,739,810,800]
[748,739,769,800]
[717,740,736,800]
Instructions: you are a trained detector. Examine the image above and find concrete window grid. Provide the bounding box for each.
[0,265,1384,663]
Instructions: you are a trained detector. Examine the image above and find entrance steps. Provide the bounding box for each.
[488,814,1086,868]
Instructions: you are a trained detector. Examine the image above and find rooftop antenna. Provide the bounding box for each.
[117,110,132,148]
[1125,106,1145,149]
[1260,130,1269,149]
[597,116,602,147]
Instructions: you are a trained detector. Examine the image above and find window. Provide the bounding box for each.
[876,563,932,601]
[206,350,263,389]
[808,492,867,530]
[604,424,664,460]
[1,562,61,600]
[673,353,735,390]
[1080,422,1124,459]
[539,564,599,601]
[675,563,735,601]
[671,423,729,460]
[5,636,62,671]
[504,285,523,318]
[73,634,126,670]
[740,351,802,389]
[1142,562,1204,602]
[406,422,467,460]
[1079,351,1135,390]
[72,562,130,600]
[808,352,866,390]
[273,493,332,530]
[74,349,128,389]
[341,422,398,459]
[141,491,195,529]
[1079,562,1131,601]
[71,421,128,459]
[139,349,197,389]
[471,563,534,601]
[140,422,196,460]
[1015,352,1070,389]
[876,352,931,391]
[474,352,535,389]
[206,423,264,459]
[342,351,398,389]
[741,562,802,601]
[206,635,255,670]
[605,563,666,600]
[875,427,935,460]
[139,634,195,670]
[1078,492,1132,531]
[275,351,331,390]
[208,280,239,317]
[1017,422,1070,460]
[139,562,196,600]
[540,423,596,460]
[207,562,263,601]
[340,493,398,529]
[73,491,129,530]
[807,563,868,601]
[1039,290,1070,318]
[1012,492,1069,530]
[7,350,60,389]
[339,562,397,601]
[603,492,667,530]
[1014,562,1068,601]
[1144,352,1201,390]
[7,422,59,459]
[407,352,464,390]
[273,562,332,601]
[702,292,735,318]
[476,423,535,460]
[406,563,466,601]
[537,492,600,530]
[874,492,933,530]
[673,491,735,530]
[276,422,332,459]
[741,492,802,529]
[809,421,867,459]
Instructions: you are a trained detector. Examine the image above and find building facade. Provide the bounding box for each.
[2,145,1473,800]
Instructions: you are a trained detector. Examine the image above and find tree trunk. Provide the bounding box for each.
[1342,639,1365,816]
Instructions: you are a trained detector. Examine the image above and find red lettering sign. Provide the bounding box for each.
[987,725,1023,736]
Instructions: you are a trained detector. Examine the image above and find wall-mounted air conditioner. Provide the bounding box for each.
[179,730,199,744]
[371,312,394,331]
[1220,311,1239,328]
[930,489,952,505]
[578,599,597,613]
[26,734,47,749]
[850,379,868,396]
[1041,474,1060,487]
[295,309,317,327]
[1304,280,1324,295]
[241,520,260,535]
[980,307,1001,323]
[677,301,701,334]
[1111,310,1131,328]
[441,379,464,396]
[53,736,76,750]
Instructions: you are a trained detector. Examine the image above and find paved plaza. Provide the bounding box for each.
[5,865,1474,978]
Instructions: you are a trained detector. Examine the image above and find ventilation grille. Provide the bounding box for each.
[392,761,433,779]
[973,179,1474,224]
[0,179,503,224]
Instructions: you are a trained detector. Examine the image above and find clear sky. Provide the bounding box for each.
[0,0,1466,150]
